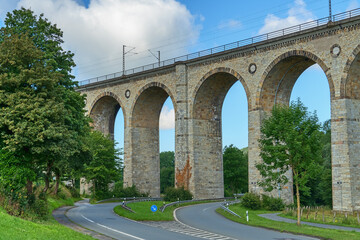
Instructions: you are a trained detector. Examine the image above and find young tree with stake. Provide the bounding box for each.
[256,99,322,225]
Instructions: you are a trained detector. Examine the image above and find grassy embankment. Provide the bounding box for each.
[216,203,360,240]
[113,200,216,221]
[279,209,360,229]
[0,186,94,240]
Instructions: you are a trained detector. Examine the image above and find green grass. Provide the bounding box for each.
[114,201,174,221]
[216,203,360,240]
[0,196,94,240]
[114,200,217,221]
[47,196,82,214]
[279,211,360,229]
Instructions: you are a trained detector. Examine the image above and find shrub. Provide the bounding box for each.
[262,194,284,211]
[163,187,192,202]
[241,192,261,210]
[57,192,67,200]
[112,183,147,198]
[30,199,48,219]
[66,186,80,198]
[224,189,233,197]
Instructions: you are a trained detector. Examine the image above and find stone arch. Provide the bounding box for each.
[129,82,176,197]
[190,67,249,199]
[89,91,125,138]
[340,44,360,99]
[130,82,177,124]
[191,67,251,115]
[256,50,334,111]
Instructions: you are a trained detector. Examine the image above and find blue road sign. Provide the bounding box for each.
[151,205,158,212]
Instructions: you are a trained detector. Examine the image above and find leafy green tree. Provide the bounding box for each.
[256,99,322,225]
[0,8,90,195]
[2,8,76,88]
[316,120,332,206]
[83,131,121,199]
[160,151,175,193]
[223,145,248,194]
[299,120,332,207]
[160,151,175,169]
[0,31,71,195]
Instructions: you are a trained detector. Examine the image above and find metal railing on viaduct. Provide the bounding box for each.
[78,8,360,87]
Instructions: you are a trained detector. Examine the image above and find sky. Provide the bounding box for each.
[0,0,358,152]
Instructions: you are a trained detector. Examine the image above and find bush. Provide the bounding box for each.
[224,189,233,198]
[30,199,48,219]
[262,194,284,211]
[66,186,80,198]
[112,183,147,198]
[241,192,261,210]
[57,191,67,200]
[163,187,192,202]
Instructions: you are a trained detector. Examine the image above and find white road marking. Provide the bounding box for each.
[81,214,145,240]
[81,214,94,223]
[167,208,237,240]
[202,206,215,212]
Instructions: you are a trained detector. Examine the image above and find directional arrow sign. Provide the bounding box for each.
[151,205,158,212]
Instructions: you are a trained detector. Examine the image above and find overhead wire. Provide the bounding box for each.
[75,0,353,78]
[74,0,304,74]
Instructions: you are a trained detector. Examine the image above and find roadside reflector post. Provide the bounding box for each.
[246,211,249,222]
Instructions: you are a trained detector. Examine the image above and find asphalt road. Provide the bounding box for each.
[175,202,318,240]
[66,200,201,240]
[67,200,318,240]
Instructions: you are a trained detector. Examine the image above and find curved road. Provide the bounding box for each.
[176,202,317,240]
[66,200,318,240]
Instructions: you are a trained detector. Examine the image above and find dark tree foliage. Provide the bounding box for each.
[223,145,248,194]
[83,131,121,200]
[300,120,332,207]
[160,151,175,193]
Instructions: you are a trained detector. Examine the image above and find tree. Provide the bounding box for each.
[0,8,90,196]
[256,99,322,225]
[2,8,76,88]
[160,151,175,169]
[160,151,175,193]
[223,145,248,194]
[300,120,332,207]
[83,131,121,199]
[0,31,71,195]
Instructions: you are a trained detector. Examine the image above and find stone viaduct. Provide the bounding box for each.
[78,11,360,212]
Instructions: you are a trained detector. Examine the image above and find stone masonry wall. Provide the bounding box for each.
[78,18,360,210]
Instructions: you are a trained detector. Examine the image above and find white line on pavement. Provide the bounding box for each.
[81,214,145,240]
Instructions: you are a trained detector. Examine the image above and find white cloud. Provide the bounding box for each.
[159,106,175,130]
[5,0,199,80]
[218,19,242,30]
[258,0,315,35]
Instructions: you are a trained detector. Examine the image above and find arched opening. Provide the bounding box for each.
[261,56,320,111]
[344,53,360,100]
[88,94,125,190]
[130,84,175,197]
[192,69,249,199]
[90,95,123,139]
[222,82,249,196]
[290,64,331,206]
[114,107,125,182]
[258,52,333,205]
[159,97,175,194]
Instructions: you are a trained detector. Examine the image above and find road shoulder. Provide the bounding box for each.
[52,205,114,240]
